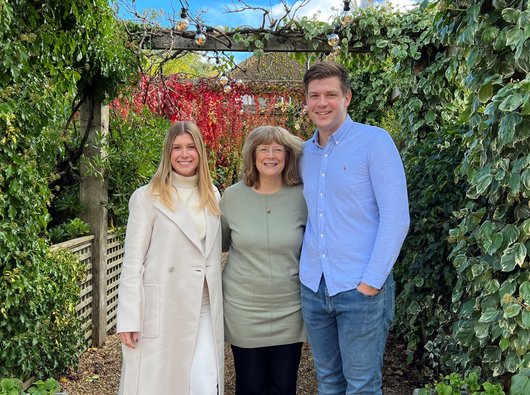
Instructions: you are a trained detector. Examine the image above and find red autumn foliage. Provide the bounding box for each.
[111,74,307,188]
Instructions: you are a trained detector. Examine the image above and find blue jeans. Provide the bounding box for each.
[301,274,395,395]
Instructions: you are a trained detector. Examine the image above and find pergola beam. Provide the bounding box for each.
[142,34,368,53]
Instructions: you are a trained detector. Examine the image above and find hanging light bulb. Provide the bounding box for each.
[341,1,352,26]
[223,84,232,93]
[214,25,225,35]
[332,45,341,56]
[176,7,189,31]
[235,79,243,87]
[194,26,206,45]
[219,74,229,85]
[327,26,340,47]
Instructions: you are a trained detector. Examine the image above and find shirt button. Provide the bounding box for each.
[324,154,328,157]
[321,172,325,176]
[168,267,175,273]
[335,141,339,145]
[320,213,323,217]
[320,234,324,238]
[320,193,323,197]
[322,254,326,258]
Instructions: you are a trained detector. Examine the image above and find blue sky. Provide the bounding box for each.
[125,1,340,28]
[121,1,417,29]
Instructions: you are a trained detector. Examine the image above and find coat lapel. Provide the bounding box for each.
[154,199,204,253]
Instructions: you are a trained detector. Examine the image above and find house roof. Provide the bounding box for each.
[230,52,308,84]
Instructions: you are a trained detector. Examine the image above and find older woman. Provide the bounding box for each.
[116,121,224,395]
[220,125,307,395]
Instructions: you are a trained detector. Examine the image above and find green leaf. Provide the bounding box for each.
[479,307,500,323]
[485,233,503,255]
[499,93,524,112]
[504,303,522,318]
[522,310,530,327]
[500,251,517,272]
[520,281,530,301]
[502,8,521,24]
[475,322,490,338]
[483,345,502,363]
[502,224,520,245]
[479,83,493,103]
[475,173,493,194]
[510,368,530,395]
[504,351,520,372]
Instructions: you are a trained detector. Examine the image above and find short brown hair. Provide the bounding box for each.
[303,61,351,95]
[241,126,303,188]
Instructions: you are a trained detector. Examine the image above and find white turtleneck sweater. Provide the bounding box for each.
[171,171,209,304]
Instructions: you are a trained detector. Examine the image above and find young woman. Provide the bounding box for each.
[116,121,224,395]
[220,125,307,395]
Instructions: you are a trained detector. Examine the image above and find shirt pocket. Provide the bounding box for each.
[142,284,160,339]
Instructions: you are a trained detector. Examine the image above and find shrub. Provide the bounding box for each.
[48,218,91,244]
[0,248,84,379]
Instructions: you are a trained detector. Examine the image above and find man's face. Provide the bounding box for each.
[306,76,351,138]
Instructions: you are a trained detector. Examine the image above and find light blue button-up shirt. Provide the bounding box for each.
[300,116,410,296]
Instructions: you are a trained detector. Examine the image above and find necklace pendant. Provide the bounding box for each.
[266,208,271,214]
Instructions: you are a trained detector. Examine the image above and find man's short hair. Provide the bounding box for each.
[303,61,351,95]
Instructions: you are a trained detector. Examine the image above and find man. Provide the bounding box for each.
[300,61,410,395]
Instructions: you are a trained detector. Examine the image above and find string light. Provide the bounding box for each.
[194,25,206,45]
[176,7,189,31]
[235,79,243,87]
[223,84,232,93]
[341,1,353,26]
[327,25,340,47]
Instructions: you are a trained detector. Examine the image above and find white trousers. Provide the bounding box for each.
[190,303,218,395]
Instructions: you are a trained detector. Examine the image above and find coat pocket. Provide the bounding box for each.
[142,284,160,339]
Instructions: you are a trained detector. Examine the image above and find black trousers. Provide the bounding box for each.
[231,342,303,395]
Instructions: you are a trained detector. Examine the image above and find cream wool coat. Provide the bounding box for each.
[116,185,224,395]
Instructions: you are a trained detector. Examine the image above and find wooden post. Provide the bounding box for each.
[79,96,109,346]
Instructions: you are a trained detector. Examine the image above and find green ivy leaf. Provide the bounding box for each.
[478,83,493,103]
[502,8,521,24]
[474,321,491,338]
[504,303,522,318]
[479,307,500,323]
[475,173,493,194]
[520,281,530,301]
[483,345,502,363]
[499,93,524,111]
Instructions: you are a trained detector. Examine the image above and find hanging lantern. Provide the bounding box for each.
[176,8,189,31]
[223,84,232,93]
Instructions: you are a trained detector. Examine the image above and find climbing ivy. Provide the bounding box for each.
[0,0,135,379]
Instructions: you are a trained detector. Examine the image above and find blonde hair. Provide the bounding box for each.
[150,121,220,216]
[241,125,303,188]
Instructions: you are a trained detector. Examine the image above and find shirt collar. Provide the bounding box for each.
[310,115,353,148]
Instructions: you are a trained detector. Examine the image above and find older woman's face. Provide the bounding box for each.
[254,142,285,179]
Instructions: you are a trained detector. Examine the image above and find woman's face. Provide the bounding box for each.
[254,142,286,180]
[170,133,199,177]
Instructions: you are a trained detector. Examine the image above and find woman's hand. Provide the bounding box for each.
[119,332,139,349]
